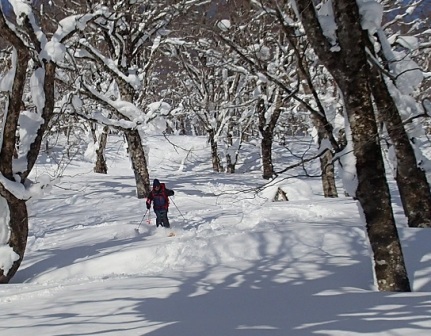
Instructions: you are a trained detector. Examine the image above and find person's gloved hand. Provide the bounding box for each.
[146,203,150,210]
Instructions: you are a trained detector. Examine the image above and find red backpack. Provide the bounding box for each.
[152,183,169,210]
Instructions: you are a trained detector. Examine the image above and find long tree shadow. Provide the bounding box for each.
[128,228,431,336]
[11,231,153,284]
[4,219,431,335]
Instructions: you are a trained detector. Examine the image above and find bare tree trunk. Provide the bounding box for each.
[124,130,150,198]
[0,13,31,282]
[93,125,109,174]
[179,116,186,135]
[226,157,235,173]
[310,113,339,197]
[0,197,28,283]
[342,74,409,291]
[296,0,410,291]
[225,128,244,174]
[320,150,338,198]
[298,56,339,197]
[208,128,223,172]
[367,37,431,228]
[257,93,283,180]
[271,5,340,196]
[261,132,274,180]
[225,132,234,173]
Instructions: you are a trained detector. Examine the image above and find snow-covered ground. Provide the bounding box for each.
[1,135,430,336]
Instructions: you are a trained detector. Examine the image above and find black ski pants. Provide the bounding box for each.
[154,209,170,228]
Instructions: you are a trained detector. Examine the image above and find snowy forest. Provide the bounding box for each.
[0,0,430,293]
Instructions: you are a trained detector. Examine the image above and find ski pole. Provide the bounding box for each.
[136,209,149,231]
[169,197,186,222]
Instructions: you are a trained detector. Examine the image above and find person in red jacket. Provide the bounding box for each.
[146,179,175,228]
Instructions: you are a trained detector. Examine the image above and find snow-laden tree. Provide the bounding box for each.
[366,0,431,228]
[0,2,99,282]
[163,34,257,173]
[254,81,290,180]
[252,1,343,194]
[163,1,310,177]
[64,0,206,198]
[294,0,410,291]
[213,1,343,189]
[209,8,296,179]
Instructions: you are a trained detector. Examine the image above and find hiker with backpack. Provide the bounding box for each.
[146,179,175,228]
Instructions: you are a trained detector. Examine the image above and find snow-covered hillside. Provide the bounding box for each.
[0,135,430,336]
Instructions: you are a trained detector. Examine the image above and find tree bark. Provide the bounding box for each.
[257,91,283,180]
[124,130,151,198]
[0,197,28,283]
[93,125,109,174]
[296,0,410,291]
[0,12,31,283]
[225,131,236,174]
[261,131,274,179]
[208,128,223,172]
[270,4,340,195]
[367,36,431,228]
[320,150,338,198]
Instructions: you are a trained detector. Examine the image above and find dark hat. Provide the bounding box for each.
[153,179,160,188]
